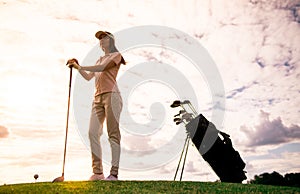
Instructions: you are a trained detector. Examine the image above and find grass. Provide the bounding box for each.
[0,181,299,194]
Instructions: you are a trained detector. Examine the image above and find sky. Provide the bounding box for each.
[0,0,300,184]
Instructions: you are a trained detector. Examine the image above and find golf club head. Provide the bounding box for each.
[170,100,181,108]
[52,176,64,183]
[175,121,183,125]
[173,118,182,122]
[175,110,186,116]
[180,109,186,113]
[174,110,186,117]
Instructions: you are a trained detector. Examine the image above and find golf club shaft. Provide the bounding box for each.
[179,105,189,116]
[62,67,72,177]
[187,103,198,116]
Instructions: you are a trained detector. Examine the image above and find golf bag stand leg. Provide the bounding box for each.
[180,136,190,181]
[174,134,189,181]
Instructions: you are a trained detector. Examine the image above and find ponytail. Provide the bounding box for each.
[109,37,126,65]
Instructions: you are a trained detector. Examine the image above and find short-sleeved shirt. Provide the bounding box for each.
[94,52,122,96]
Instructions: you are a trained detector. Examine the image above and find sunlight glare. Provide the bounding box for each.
[2,74,49,113]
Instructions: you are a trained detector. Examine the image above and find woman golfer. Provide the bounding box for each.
[67,31,125,181]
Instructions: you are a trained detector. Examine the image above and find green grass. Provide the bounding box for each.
[0,181,299,194]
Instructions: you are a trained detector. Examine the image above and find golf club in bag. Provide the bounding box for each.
[172,100,193,181]
[171,100,247,183]
[52,66,73,183]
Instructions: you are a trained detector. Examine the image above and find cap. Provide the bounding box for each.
[95,31,114,40]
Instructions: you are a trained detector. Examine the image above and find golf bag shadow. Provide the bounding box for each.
[186,114,247,183]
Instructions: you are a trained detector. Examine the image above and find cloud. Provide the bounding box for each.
[122,135,153,151]
[241,110,300,146]
[226,81,259,99]
[246,151,300,180]
[156,164,173,174]
[0,126,9,138]
[185,161,198,173]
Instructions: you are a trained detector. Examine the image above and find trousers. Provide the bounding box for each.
[88,92,122,176]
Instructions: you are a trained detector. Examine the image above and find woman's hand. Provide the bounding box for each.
[66,58,81,70]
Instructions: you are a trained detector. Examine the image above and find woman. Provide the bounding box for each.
[67,31,125,181]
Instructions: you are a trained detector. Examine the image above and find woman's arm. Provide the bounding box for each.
[78,70,95,81]
[69,53,120,73]
[80,53,121,72]
[66,58,95,81]
[80,60,116,72]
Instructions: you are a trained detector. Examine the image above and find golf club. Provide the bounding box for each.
[52,66,73,183]
[183,100,198,115]
[171,100,194,181]
[174,110,186,117]
[171,100,197,117]
[176,121,185,125]
[173,118,182,122]
[170,100,181,108]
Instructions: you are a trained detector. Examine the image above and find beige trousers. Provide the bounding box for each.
[88,92,122,176]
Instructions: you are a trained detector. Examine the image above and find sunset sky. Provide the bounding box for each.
[0,0,300,184]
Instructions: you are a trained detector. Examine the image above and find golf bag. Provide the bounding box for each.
[186,114,246,183]
[171,100,246,183]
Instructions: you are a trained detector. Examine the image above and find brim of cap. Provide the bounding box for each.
[95,31,114,40]
[95,31,106,39]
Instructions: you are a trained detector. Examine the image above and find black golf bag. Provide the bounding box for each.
[186,114,247,183]
[171,100,246,183]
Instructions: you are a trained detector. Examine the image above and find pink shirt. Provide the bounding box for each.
[94,52,122,96]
